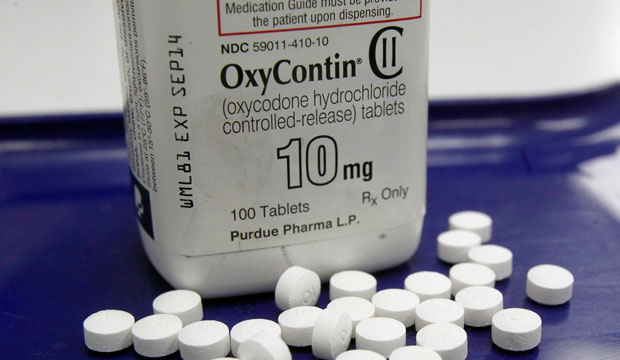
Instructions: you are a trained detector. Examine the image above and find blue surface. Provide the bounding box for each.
[2,86,620,359]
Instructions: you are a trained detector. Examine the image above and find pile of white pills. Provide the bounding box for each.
[83,211,574,358]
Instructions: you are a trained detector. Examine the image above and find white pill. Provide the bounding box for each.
[311,308,352,360]
[178,320,230,360]
[449,262,496,296]
[83,309,135,352]
[212,358,238,360]
[237,332,291,360]
[437,230,482,264]
[492,308,542,351]
[389,346,441,360]
[132,314,183,358]
[371,289,419,327]
[449,211,492,243]
[153,289,203,326]
[404,271,452,302]
[414,298,464,331]
[230,319,282,357]
[278,306,322,347]
[455,286,503,327]
[326,297,375,338]
[526,264,574,305]
[336,349,386,360]
[467,244,513,280]
[275,266,321,311]
[389,345,441,360]
[355,317,406,358]
[330,270,377,300]
[416,323,467,360]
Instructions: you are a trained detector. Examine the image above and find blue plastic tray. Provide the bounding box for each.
[2,86,620,359]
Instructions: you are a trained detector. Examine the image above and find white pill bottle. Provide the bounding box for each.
[113,0,429,297]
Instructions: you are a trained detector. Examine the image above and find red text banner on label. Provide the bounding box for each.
[218,0,423,36]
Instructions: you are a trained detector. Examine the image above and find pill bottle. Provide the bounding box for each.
[113,0,429,298]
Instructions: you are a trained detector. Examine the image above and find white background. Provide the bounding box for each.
[1,0,619,116]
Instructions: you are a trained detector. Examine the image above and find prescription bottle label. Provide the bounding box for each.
[114,0,428,256]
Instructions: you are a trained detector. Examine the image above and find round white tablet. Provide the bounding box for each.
[492,308,542,351]
[275,266,321,311]
[237,332,291,360]
[178,320,230,360]
[371,289,419,327]
[526,264,574,305]
[437,230,482,264]
[449,211,492,243]
[311,308,352,360]
[416,323,467,360]
[326,297,375,338]
[414,298,464,331]
[83,309,135,352]
[152,289,203,326]
[132,314,183,357]
[449,262,496,296]
[389,346,441,360]
[278,306,322,347]
[455,286,503,327]
[355,317,406,358]
[230,319,282,357]
[404,271,452,302]
[335,349,386,360]
[330,270,377,300]
[467,245,513,280]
